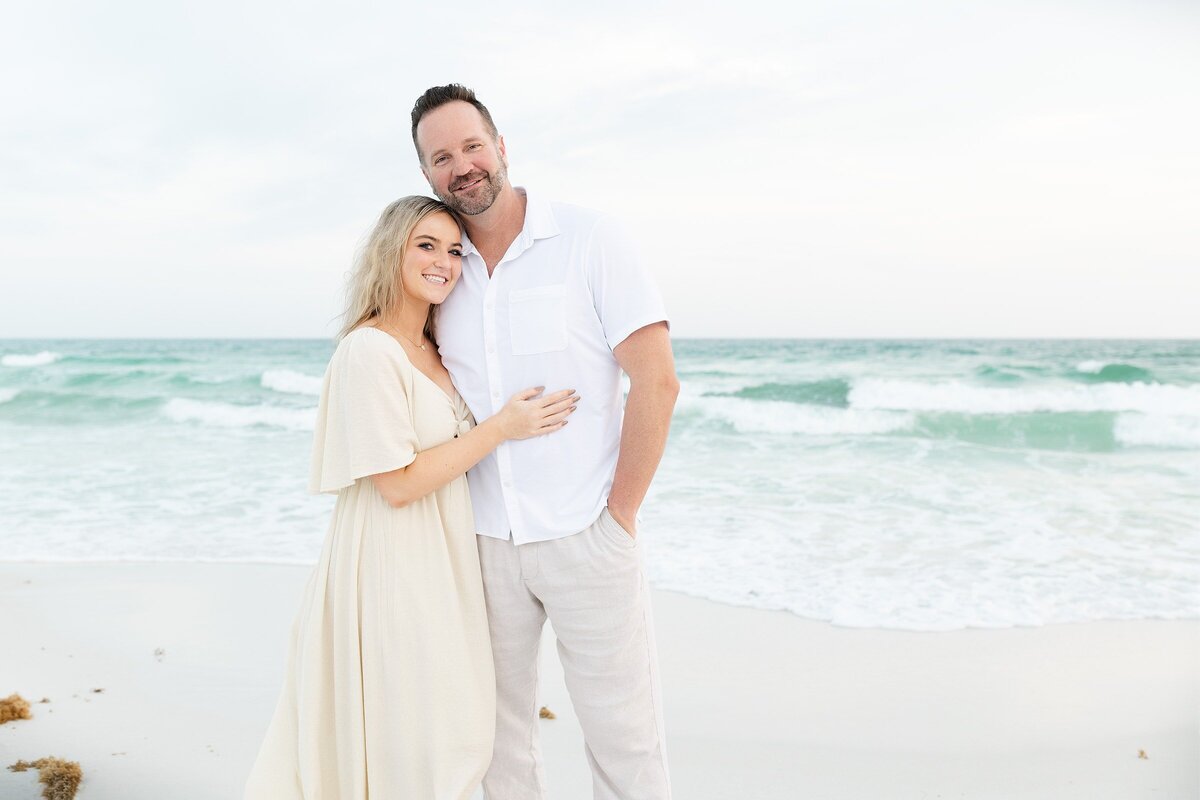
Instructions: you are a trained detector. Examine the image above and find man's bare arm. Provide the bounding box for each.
[607,322,679,536]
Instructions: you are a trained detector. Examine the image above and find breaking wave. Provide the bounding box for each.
[848,378,1198,416]
[261,369,323,396]
[162,398,316,431]
[2,351,61,367]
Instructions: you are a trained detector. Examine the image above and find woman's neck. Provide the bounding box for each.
[377,302,430,345]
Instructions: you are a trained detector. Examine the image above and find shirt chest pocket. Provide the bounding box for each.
[508,284,568,356]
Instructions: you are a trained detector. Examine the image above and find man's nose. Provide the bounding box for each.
[451,154,473,176]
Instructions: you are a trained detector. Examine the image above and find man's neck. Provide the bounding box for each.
[463,186,527,275]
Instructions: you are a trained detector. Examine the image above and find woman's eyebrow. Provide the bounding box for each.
[414,234,463,248]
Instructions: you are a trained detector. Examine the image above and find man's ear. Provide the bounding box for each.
[414,129,431,184]
[497,135,508,167]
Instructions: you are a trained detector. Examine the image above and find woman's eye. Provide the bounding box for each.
[418,243,433,250]
[449,248,463,257]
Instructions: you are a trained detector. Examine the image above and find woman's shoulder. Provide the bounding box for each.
[335,325,411,365]
[331,326,415,381]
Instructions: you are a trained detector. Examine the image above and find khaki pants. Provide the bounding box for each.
[477,508,671,800]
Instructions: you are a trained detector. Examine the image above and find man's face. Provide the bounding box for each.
[416,101,508,216]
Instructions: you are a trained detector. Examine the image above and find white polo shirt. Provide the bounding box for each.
[436,188,669,544]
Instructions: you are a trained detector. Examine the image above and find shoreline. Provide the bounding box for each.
[2,557,1193,634]
[2,561,1197,799]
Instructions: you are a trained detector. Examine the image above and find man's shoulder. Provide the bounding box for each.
[545,198,615,236]
[552,205,641,265]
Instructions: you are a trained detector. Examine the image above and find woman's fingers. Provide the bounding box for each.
[541,395,579,415]
[537,388,576,407]
[512,388,577,408]
[507,388,578,438]
[513,386,546,402]
[540,406,576,426]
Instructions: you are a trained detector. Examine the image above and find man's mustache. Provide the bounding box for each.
[450,171,488,192]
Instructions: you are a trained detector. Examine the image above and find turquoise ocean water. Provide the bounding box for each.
[2,338,1197,631]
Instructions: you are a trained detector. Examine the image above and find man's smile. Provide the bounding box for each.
[452,175,485,193]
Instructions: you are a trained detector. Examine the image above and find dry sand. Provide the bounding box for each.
[1,561,1196,799]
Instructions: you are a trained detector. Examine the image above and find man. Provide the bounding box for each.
[411,84,678,800]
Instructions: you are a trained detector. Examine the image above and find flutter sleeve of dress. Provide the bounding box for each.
[309,328,419,494]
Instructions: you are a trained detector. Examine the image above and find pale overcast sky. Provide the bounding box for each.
[1,0,1197,338]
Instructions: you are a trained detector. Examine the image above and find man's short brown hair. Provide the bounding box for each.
[411,84,499,158]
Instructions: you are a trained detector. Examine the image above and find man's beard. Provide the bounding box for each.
[438,161,508,216]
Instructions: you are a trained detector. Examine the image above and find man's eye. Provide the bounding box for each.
[434,157,448,165]
[467,143,481,150]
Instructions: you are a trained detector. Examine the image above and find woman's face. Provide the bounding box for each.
[399,211,463,306]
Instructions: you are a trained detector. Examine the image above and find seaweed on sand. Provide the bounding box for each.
[8,757,84,800]
[0,694,32,724]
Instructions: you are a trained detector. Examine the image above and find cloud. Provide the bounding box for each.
[1,0,1198,337]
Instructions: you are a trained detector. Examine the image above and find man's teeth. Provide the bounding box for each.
[423,275,447,285]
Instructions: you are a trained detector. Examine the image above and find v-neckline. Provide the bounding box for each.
[361,327,458,406]
[410,362,459,406]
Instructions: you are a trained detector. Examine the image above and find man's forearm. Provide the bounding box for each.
[607,374,679,532]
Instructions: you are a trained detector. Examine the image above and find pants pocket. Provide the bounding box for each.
[598,506,637,548]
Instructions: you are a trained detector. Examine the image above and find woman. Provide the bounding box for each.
[244,196,577,799]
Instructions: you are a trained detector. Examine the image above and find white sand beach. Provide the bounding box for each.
[1,561,1196,799]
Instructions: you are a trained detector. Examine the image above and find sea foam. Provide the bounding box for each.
[163,398,316,431]
[849,378,1200,416]
[686,394,912,435]
[261,369,323,396]
[0,388,19,404]
[2,351,61,367]
[1114,413,1200,449]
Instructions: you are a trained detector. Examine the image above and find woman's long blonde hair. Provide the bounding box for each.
[337,195,458,342]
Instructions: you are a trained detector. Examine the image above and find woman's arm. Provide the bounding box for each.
[370,387,576,508]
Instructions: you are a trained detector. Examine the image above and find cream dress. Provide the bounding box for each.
[245,327,495,800]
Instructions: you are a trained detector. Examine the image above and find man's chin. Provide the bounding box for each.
[437,178,504,216]
[449,195,496,216]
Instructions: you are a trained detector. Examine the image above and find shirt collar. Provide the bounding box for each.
[520,187,561,242]
[460,186,559,258]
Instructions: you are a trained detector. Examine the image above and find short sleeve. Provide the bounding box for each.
[308,329,419,494]
[585,215,670,351]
